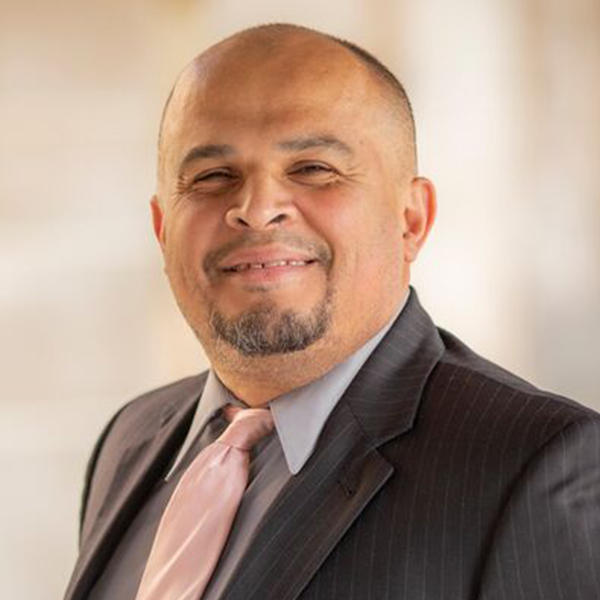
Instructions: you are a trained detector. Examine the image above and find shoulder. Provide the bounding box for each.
[101,373,209,447]
[89,372,209,467]
[79,372,208,540]
[431,330,600,597]
[423,326,599,454]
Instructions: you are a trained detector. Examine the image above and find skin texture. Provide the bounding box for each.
[151,27,436,406]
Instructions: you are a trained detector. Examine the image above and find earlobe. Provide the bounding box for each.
[150,195,167,250]
[403,177,436,263]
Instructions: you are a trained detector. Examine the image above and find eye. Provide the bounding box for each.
[291,162,333,174]
[191,168,235,184]
[288,162,338,184]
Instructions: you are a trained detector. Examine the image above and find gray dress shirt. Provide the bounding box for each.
[88,293,408,599]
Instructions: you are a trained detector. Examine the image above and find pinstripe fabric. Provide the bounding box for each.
[64,290,600,600]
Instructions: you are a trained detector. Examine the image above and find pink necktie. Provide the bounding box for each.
[135,405,274,600]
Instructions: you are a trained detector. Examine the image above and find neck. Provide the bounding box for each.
[211,332,352,406]
[208,288,410,406]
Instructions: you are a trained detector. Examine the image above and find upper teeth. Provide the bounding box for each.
[228,260,310,272]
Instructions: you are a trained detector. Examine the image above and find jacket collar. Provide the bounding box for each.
[344,287,445,446]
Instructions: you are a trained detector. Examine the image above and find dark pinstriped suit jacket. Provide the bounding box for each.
[65,291,600,599]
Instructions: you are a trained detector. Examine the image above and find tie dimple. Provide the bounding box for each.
[218,406,274,450]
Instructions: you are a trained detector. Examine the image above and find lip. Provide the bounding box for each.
[218,246,318,272]
[220,261,317,285]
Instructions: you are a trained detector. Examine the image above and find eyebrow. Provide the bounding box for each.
[177,135,354,175]
[277,135,354,156]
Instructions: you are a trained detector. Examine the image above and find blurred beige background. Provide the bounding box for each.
[2,0,599,598]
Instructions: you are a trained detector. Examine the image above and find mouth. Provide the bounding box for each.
[222,259,317,273]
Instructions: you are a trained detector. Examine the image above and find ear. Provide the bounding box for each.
[150,195,167,251]
[402,177,436,263]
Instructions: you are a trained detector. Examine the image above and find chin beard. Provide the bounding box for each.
[208,295,331,357]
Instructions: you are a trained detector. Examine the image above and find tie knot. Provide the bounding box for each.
[217,405,274,451]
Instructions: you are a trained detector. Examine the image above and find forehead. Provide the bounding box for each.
[160,40,387,166]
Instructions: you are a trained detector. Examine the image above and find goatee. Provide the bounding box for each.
[209,296,331,357]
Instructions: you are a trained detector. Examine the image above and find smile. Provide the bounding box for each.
[223,259,316,272]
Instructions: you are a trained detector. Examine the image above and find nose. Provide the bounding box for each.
[224,175,296,231]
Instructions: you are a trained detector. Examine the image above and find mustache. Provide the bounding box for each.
[203,231,333,276]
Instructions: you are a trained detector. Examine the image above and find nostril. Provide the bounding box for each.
[225,206,290,230]
[270,214,287,225]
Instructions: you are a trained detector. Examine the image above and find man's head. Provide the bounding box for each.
[151,24,436,404]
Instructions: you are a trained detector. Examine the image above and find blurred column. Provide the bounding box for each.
[516,0,600,401]
[392,1,532,373]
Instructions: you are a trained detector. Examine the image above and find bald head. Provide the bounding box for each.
[156,24,416,187]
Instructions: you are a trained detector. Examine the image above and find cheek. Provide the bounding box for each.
[309,195,403,276]
[163,207,218,287]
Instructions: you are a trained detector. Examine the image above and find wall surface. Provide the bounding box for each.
[2,1,599,597]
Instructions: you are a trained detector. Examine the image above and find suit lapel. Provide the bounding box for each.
[221,400,394,600]
[223,289,445,600]
[64,385,203,600]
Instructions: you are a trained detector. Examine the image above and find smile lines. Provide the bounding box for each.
[223,259,315,272]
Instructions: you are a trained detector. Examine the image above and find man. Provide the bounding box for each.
[65,24,600,600]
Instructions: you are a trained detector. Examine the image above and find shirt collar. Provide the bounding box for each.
[269,291,407,473]
[168,290,409,478]
[164,371,241,480]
